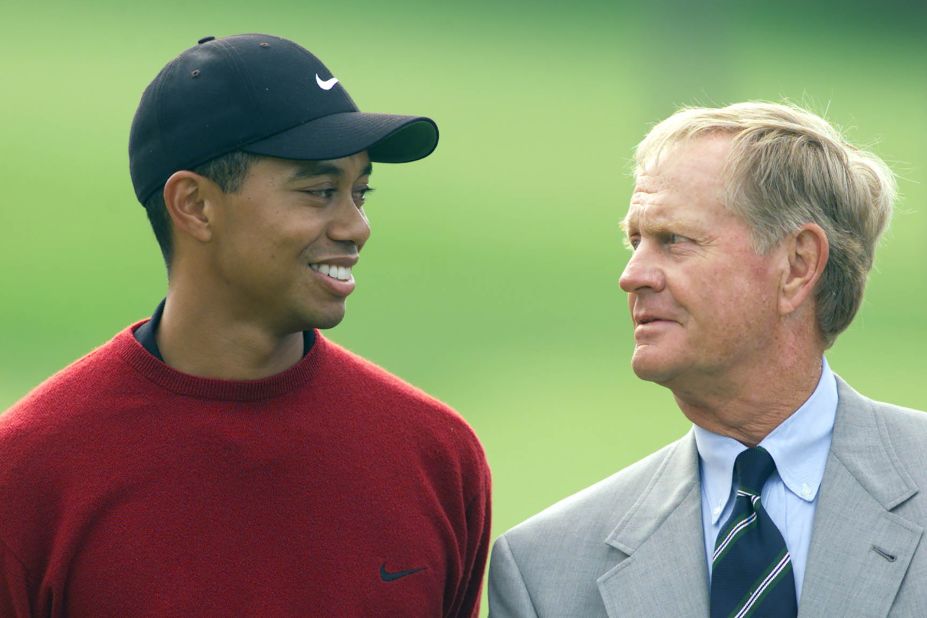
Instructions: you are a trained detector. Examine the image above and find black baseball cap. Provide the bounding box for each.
[129,33,439,205]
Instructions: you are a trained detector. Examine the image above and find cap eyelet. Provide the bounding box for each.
[259,42,270,48]
[191,69,201,78]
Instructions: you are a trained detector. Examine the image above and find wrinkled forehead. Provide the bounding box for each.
[623,136,732,228]
[636,134,732,183]
[631,169,675,200]
[635,124,736,173]
[621,174,668,229]
[621,187,709,235]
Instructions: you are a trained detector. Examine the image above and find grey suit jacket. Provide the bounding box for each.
[489,379,927,617]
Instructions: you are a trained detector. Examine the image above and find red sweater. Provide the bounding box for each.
[0,324,491,617]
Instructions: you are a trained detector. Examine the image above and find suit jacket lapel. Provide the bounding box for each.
[597,431,710,617]
[799,378,923,617]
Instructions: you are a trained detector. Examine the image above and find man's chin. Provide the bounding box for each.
[294,303,347,331]
[630,350,678,385]
[308,313,346,331]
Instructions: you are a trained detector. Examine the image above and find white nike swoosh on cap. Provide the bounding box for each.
[316,74,339,90]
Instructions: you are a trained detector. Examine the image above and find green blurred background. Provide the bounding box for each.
[2,1,925,614]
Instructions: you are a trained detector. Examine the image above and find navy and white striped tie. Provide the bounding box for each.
[709,447,797,618]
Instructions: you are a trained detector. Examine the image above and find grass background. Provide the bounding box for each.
[2,1,925,614]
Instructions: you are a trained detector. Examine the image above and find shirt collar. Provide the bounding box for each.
[132,298,316,362]
[693,358,837,525]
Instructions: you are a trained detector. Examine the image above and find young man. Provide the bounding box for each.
[0,34,490,617]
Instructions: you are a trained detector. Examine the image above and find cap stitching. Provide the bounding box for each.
[151,38,260,186]
[145,57,180,204]
[219,37,265,146]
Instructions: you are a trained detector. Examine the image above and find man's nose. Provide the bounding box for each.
[328,195,372,249]
[619,241,665,293]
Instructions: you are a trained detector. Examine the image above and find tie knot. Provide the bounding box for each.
[734,447,776,494]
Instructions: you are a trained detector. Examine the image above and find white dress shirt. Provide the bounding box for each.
[694,357,837,601]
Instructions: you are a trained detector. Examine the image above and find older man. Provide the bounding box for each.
[489,102,927,617]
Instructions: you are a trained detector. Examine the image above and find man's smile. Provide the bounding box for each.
[309,263,354,282]
[308,259,357,297]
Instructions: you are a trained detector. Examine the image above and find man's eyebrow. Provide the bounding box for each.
[619,211,640,235]
[621,206,701,236]
[288,161,373,181]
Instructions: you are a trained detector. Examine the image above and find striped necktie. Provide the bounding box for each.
[709,446,797,618]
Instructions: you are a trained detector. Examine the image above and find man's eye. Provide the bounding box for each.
[353,186,374,206]
[302,188,337,199]
[666,233,688,245]
[627,236,641,250]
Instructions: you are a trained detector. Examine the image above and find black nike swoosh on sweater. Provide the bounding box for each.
[379,563,426,582]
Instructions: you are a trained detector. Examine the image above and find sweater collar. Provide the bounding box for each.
[134,298,316,362]
[117,321,326,402]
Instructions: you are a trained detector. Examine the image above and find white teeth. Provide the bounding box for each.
[310,263,353,282]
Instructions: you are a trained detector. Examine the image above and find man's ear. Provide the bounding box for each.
[162,171,218,244]
[779,223,829,316]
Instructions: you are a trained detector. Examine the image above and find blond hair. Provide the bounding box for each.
[635,101,896,346]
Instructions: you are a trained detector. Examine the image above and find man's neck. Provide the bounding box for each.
[155,292,306,381]
[671,352,824,447]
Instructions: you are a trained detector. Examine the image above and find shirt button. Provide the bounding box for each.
[801,483,812,498]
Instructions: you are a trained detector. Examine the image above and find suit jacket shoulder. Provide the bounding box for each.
[490,433,708,617]
[857,387,927,477]
[799,378,927,617]
[502,436,688,551]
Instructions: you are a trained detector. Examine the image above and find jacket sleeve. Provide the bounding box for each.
[488,535,538,618]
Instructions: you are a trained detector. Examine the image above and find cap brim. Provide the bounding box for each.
[240,112,438,163]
